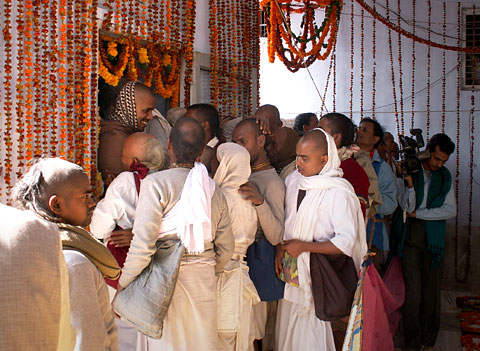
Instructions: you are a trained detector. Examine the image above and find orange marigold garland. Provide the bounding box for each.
[209,0,219,107]
[66,0,75,161]
[15,0,26,175]
[32,2,43,158]
[23,0,35,162]
[183,0,196,107]
[49,0,59,156]
[90,0,100,189]
[2,0,13,195]
[58,0,68,157]
[261,0,342,72]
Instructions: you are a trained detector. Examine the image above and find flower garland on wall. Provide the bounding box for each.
[261,0,342,72]
[99,0,196,108]
[209,0,260,118]
[0,0,100,201]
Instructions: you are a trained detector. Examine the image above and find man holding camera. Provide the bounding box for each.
[394,133,456,351]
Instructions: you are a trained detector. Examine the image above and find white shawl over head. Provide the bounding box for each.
[214,143,257,254]
[287,129,367,310]
[176,162,216,254]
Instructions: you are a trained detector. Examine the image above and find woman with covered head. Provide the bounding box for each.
[274,129,367,351]
[98,81,156,188]
[214,142,260,351]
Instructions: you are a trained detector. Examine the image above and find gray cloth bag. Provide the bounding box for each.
[114,238,184,338]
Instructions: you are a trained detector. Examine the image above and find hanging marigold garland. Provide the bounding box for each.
[2,0,13,195]
[48,0,59,157]
[15,0,26,175]
[181,0,196,107]
[261,0,342,72]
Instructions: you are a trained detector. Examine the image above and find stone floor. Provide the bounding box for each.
[394,289,478,351]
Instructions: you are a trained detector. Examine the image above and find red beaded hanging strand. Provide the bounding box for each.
[426,0,431,140]
[386,0,400,137]
[372,0,376,119]
[333,45,337,111]
[360,7,364,119]
[3,0,13,195]
[411,0,416,130]
[455,1,461,282]
[441,2,447,133]
[350,1,354,119]
[397,0,404,133]
[466,5,476,283]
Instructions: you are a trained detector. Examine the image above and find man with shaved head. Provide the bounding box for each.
[266,126,299,181]
[13,158,120,351]
[275,129,367,351]
[117,117,234,350]
[255,104,283,133]
[233,119,285,347]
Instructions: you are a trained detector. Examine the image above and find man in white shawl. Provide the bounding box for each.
[117,117,234,351]
[275,129,367,351]
[214,142,261,351]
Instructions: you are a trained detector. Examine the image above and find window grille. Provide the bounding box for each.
[462,9,480,90]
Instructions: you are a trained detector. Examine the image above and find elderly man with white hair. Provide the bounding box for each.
[274,129,367,351]
[214,142,260,351]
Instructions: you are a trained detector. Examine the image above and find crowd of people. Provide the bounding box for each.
[0,81,456,351]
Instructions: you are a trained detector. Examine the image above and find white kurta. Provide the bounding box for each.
[89,171,145,351]
[90,172,138,240]
[119,167,234,351]
[275,172,362,351]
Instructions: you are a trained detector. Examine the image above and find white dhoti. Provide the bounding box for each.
[217,259,260,351]
[143,263,218,351]
[275,297,335,351]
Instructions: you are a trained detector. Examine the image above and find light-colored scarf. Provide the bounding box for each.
[287,129,367,311]
[214,143,257,253]
[175,162,216,254]
[106,81,138,130]
[58,222,121,280]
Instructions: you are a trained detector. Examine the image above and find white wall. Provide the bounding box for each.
[259,0,480,225]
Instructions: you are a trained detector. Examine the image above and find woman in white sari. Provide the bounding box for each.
[214,142,260,351]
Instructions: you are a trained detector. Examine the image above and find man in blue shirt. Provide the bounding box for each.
[355,118,397,269]
[394,133,456,351]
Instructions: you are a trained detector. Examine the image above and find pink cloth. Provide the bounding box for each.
[383,256,405,334]
[362,265,403,351]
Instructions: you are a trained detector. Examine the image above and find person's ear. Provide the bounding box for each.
[48,195,63,217]
[257,134,266,148]
[132,157,139,164]
[373,135,380,146]
[201,121,211,139]
[333,133,342,147]
[321,154,329,165]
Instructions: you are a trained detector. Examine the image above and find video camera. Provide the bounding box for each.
[398,129,430,176]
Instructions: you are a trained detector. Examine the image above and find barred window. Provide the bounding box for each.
[462,9,480,90]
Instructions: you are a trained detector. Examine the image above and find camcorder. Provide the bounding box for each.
[398,129,430,176]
